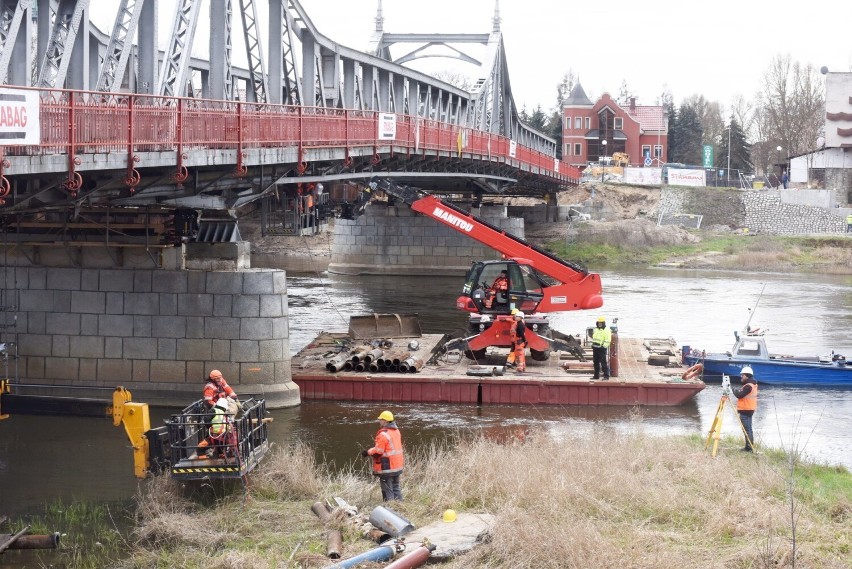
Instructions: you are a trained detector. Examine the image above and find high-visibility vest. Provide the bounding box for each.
[737,383,758,411]
[592,326,611,349]
[847,214,852,224]
[370,426,404,475]
[210,407,229,438]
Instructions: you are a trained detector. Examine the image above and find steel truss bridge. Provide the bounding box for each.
[0,0,579,246]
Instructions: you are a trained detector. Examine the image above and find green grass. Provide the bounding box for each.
[544,233,851,272]
[15,499,132,569]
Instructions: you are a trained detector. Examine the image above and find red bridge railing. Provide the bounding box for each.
[2,86,581,187]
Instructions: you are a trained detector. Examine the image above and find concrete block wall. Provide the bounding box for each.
[3,267,300,408]
[327,204,525,276]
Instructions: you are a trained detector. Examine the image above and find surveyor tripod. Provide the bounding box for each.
[704,377,753,457]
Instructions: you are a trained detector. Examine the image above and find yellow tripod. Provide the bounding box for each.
[704,394,753,457]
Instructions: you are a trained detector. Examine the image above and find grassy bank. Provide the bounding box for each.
[34,430,851,568]
[546,233,852,274]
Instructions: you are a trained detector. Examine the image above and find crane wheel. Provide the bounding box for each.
[464,348,487,361]
[530,349,551,361]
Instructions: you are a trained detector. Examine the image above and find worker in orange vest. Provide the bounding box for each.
[505,309,527,372]
[361,410,404,501]
[733,366,758,452]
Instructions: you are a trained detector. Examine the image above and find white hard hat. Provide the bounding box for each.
[513,311,525,318]
[215,398,230,410]
[740,366,754,376]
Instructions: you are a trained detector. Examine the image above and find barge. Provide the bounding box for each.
[291,329,705,407]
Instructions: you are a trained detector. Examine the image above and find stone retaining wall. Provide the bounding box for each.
[328,204,524,275]
[3,267,300,408]
[658,187,847,234]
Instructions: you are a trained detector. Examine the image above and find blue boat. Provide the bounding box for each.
[682,329,851,386]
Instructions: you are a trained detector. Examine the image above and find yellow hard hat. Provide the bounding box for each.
[377,410,394,422]
[442,509,457,523]
[597,316,606,323]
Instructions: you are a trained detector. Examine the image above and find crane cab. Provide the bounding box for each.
[458,260,546,316]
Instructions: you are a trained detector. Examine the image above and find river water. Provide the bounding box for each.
[1,267,851,519]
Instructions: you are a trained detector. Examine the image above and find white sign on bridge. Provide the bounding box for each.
[377,113,397,140]
[0,88,40,145]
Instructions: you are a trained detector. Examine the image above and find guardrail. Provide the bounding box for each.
[0,85,580,199]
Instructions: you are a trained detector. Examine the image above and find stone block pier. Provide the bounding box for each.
[3,266,300,408]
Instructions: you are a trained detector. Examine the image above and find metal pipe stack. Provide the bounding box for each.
[328,348,421,373]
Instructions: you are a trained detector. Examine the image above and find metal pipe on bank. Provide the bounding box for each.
[382,542,437,568]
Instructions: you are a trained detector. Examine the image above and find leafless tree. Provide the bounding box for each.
[554,69,577,110]
[756,54,825,175]
[432,70,474,91]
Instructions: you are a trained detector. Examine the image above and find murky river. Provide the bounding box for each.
[1,268,851,520]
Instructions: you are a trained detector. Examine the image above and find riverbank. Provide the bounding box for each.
[28,430,851,568]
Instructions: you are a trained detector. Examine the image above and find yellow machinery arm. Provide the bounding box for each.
[109,387,152,479]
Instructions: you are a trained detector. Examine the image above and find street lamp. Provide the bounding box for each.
[776,145,782,187]
[601,139,607,183]
[726,126,731,187]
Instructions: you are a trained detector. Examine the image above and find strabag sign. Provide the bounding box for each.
[667,168,706,187]
[377,113,397,140]
[0,88,40,145]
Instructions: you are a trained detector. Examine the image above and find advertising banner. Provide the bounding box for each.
[624,167,662,185]
[0,88,40,145]
[509,140,517,158]
[667,168,707,187]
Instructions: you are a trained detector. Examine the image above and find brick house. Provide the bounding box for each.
[562,83,668,168]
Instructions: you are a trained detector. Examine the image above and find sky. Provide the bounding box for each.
[90,0,852,112]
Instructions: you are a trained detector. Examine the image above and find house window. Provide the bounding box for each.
[565,143,571,156]
[565,116,571,130]
[614,117,623,130]
[642,145,651,159]
[574,143,582,156]
[574,117,582,129]
[654,145,663,159]
[585,117,591,129]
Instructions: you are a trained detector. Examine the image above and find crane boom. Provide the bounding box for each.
[368,178,603,312]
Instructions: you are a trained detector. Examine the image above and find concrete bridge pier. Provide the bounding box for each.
[328,204,524,275]
[1,245,301,409]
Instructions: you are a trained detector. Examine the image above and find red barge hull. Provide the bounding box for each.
[291,333,704,407]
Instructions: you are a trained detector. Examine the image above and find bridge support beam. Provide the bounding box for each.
[327,203,524,276]
[4,266,300,408]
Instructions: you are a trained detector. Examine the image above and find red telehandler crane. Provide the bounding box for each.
[367,178,603,361]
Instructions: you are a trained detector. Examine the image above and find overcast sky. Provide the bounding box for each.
[92,0,852,112]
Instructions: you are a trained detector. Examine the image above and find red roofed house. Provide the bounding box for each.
[562,82,668,168]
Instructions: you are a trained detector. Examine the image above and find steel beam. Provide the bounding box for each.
[208,0,233,100]
[37,0,90,89]
[157,0,201,97]
[96,0,145,92]
[0,0,32,84]
[238,0,267,102]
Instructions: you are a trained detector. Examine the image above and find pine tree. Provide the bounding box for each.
[665,106,677,164]
[671,103,703,165]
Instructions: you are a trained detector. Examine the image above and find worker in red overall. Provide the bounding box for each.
[203,369,238,408]
[485,270,509,309]
[505,310,527,372]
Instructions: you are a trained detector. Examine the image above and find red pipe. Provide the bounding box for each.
[382,543,436,568]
